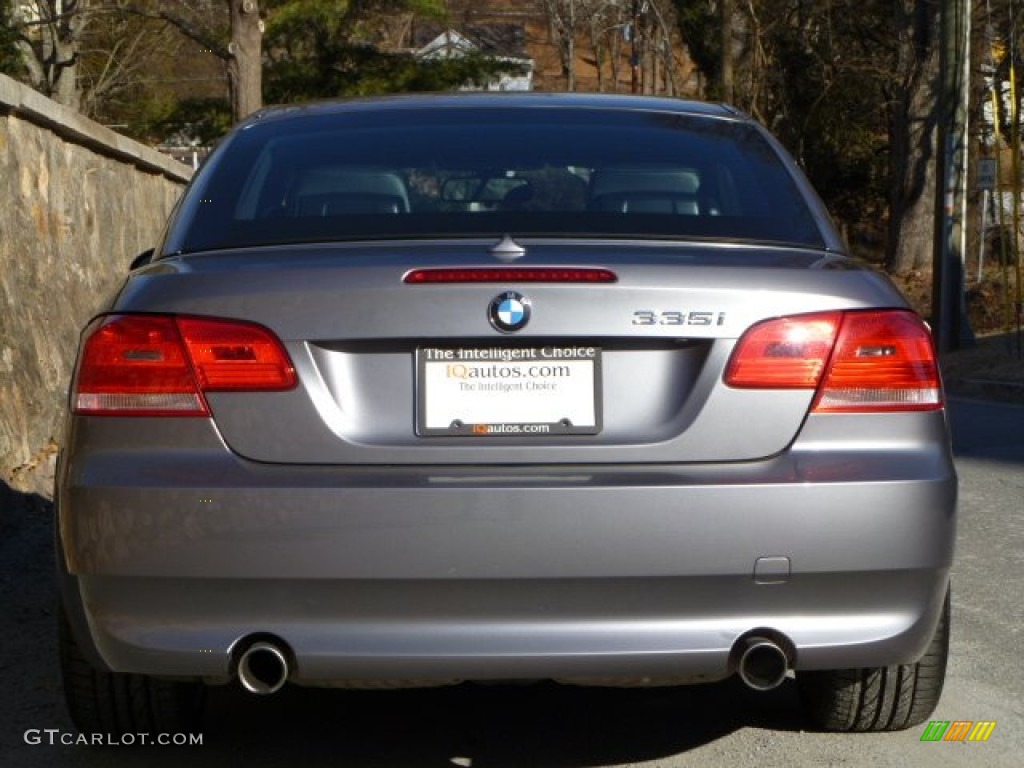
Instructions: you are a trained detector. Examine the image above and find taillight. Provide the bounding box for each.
[725,310,941,412]
[176,317,296,391]
[74,315,296,416]
[74,316,206,416]
[724,312,842,388]
[813,310,941,412]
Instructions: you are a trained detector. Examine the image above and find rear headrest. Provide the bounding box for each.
[295,168,410,211]
[589,166,700,198]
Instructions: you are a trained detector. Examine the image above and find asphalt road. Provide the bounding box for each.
[2,397,1021,767]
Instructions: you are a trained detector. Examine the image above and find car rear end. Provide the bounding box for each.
[56,94,955,731]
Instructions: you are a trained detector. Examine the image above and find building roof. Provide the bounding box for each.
[412,22,529,59]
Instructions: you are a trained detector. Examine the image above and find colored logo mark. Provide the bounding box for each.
[488,291,531,333]
[920,720,997,742]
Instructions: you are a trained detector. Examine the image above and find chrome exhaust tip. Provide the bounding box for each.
[736,636,789,691]
[237,641,289,695]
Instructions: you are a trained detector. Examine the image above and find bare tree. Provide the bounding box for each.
[645,0,681,96]
[10,1,261,121]
[544,0,670,93]
[538,0,582,91]
[121,0,262,122]
[586,1,615,91]
[584,0,641,92]
[77,9,183,119]
[604,2,628,90]
[12,0,93,108]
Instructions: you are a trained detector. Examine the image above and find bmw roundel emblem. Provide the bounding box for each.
[489,291,531,333]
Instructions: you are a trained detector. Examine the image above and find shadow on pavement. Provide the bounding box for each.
[201,678,807,767]
[941,329,1024,405]
[947,397,1024,463]
[16,678,809,767]
[1,479,61,766]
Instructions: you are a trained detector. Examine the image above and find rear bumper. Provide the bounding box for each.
[57,415,957,685]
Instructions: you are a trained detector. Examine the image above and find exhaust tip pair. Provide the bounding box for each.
[232,634,792,694]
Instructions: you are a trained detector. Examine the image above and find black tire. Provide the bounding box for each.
[797,587,950,732]
[59,603,206,735]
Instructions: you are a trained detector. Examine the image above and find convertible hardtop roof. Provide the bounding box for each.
[244,92,743,127]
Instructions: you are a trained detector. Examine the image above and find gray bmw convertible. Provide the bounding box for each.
[56,93,956,735]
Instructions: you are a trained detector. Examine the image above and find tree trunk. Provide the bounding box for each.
[565,0,576,93]
[15,0,83,109]
[590,24,605,92]
[52,38,80,110]
[720,0,734,103]
[226,0,262,121]
[608,21,622,92]
[649,0,680,97]
[887,0,941,275]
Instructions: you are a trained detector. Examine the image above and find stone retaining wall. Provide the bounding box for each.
[0,74,192,491]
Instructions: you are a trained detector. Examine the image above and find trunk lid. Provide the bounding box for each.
[117,240,906,465]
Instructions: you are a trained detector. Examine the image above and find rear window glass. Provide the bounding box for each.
[166,107,825,253]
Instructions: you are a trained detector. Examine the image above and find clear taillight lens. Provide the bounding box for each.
[725,309,941,412]
[73,315,296,417]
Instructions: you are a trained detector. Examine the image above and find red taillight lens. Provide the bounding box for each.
[725,309,941,412]
[724,312,842,388]
[177,317,296,391]
[404,268,618,283]
[813,310,941,412]
[74,315,296,417]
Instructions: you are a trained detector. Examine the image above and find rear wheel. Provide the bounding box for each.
[59,603,205,735]
[797,588,950,732]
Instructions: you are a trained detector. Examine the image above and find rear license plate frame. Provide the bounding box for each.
[416,345,602,437]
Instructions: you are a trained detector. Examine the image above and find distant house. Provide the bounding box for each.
[413,25,534,92]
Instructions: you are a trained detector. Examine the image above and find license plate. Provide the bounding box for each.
[417,346,602,436]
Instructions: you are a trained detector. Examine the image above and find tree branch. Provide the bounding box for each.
[118,2,229,59]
